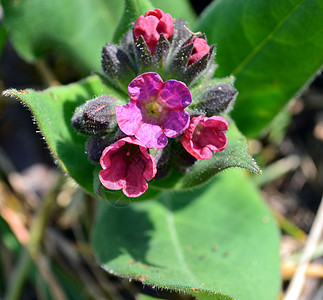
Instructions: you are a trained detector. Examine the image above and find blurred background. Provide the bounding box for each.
[1,0,323,299]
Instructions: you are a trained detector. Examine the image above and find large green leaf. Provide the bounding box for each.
[92,169,281,300]
[196,0,323,137]
[1,0,124,72]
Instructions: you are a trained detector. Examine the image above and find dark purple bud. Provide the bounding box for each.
[151,148,171,180]
[171,19,192,53]
[71,95,118,135]
[86,135,110,162]
[120,30,135,58]
[192,83,237,115]
[170,140,197,172]
[101,44,136,92]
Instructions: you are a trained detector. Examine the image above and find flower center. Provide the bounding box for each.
[146,102,163,117]
[142,96,167,122]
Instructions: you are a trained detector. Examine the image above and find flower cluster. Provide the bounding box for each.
[72,9,237,198]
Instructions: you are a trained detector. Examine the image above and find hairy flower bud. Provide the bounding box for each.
[187,38,211,66]
[86,135,110,162]
[134,8,173,54]
[101,44,136,92]
[192,83,237,115]
[71,95,118,135]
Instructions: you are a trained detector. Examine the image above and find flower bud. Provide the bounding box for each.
[71,95,118,135]
[166,25,215,86]
[187,38,211,66]
[192,83,237,115]
[134,8,173,55]
[86,135,110,162]
[101,44,136,92]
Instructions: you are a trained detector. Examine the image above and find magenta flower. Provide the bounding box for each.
[99,136,157,197]
[116,72,191,149]
[134,8,173,54]
[188,38,211,66]
[180,115,228,160]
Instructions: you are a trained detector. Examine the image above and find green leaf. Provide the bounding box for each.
[150,0,196,26]
[112,0,154,43]
[0,25,7,57]
[151,117,260,190]
[2,75,124,195]
[92,169,281,300]
[1,0,124,72]
[196,0,323,137]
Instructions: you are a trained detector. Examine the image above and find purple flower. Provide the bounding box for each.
[99,136,157,197]
[116,72,192,149]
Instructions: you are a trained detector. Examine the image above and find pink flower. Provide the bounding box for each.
[116,72,191,149]
[180,115,228,160]
[99,137,157,197]
[188,38,210,66]
[134,8,173,54]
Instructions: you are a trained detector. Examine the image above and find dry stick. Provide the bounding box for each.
[284,194,323,300]
[282,263,323,280]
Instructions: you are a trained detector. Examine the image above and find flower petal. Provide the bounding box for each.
[136,122,168,149]
[116,101,142,135]
[164,110,190,138]
[99,151,127,190]
[139,145,157,181]
[160,80,191,108]
[128,72,163,102]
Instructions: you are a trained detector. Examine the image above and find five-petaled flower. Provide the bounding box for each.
[188,38,210,66]
[99,136,157,197]
[116,72,192,149]
[180,115,228,160]
[134,8,173,54]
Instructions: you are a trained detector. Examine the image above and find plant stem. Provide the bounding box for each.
[4,176,65,300]
[4,249,31,300]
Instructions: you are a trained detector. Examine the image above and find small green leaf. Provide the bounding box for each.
[2,75,124,195]
[112,0,154,44]
[1,0,124,72]
[92,169,281,300]
[196,0,323,137]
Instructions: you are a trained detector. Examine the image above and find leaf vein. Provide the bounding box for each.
[232,0,307,76]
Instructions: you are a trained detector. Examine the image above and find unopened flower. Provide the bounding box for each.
[116,72,191,149]
[181,115,228,160]
[187,38,211,66]
[99,136,157,197]
[134,8,173,54]
[71,95,118,135]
